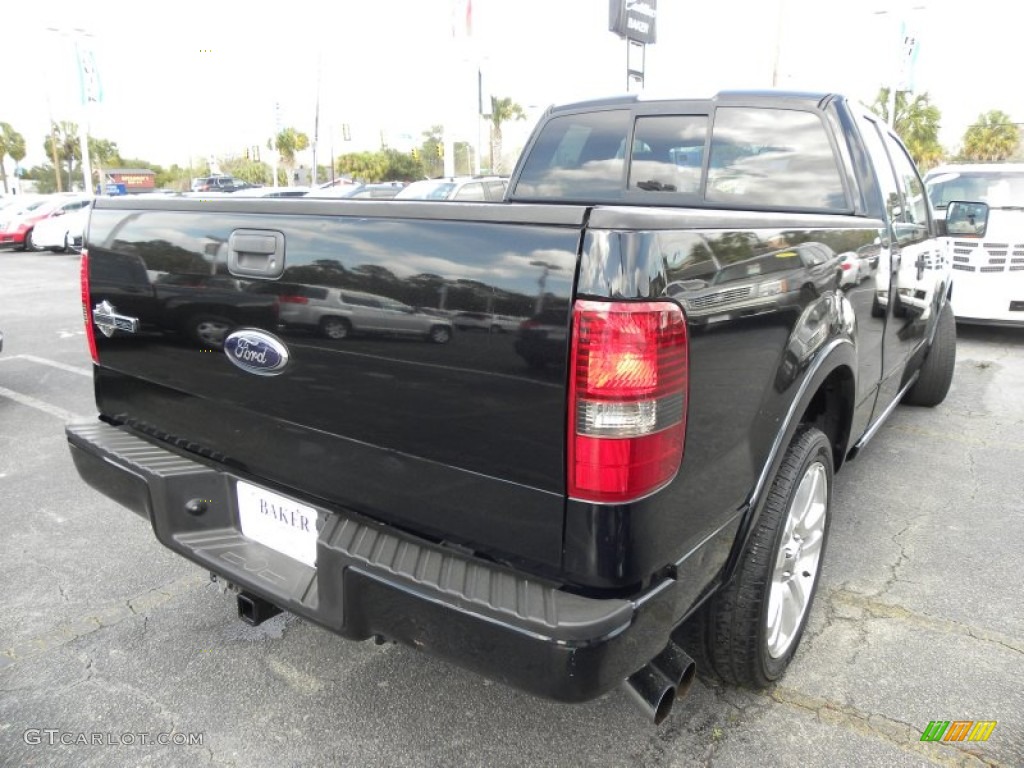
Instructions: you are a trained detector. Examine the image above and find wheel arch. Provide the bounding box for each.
[318,313,350,324]
[721,340,856,586]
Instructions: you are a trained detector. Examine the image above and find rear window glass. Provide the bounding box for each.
[629,116,708,196]
[706,108,846,210]
[513,109,630,201]
[514,105,846,211]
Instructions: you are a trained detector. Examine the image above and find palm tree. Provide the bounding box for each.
[870,88,944,171]
[961,111,1020,162]
[0,123,26,194]
[274,127,310,186]
[44,121,82,190]
[489,96,526,174]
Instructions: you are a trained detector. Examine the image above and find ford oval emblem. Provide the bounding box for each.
[223,330,290,376]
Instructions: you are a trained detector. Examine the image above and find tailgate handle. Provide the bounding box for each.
[228,229,286,278]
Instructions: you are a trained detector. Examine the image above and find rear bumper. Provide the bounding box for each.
[66,420,684,702]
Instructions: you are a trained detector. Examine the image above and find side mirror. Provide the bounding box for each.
[945,200,989,237]
[52,209,66,217]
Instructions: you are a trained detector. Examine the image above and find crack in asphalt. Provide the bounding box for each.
[829,590,1024,656]
[0,572,206,667]
[878,522,912,597]
[769,685,1010,768]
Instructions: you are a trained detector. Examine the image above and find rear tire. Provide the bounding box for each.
[428,325,452,344]
[22,229,33,251]
[190,316,233,348]
[320,317,351,340]
[902,301,956,407]
[688,426,833,688]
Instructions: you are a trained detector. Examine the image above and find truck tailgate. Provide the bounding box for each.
[85,198,585,570]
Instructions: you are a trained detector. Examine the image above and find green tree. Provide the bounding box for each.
[488,96,526,174]
[381,149,423,180]
[960,110,1020,162]
[869,88,944,171]
[23,164,59,194]
[155,163,193,191]
[336,149,425,182]
[219,156,272,185]
[273,127,310,186]
[0,123,27,194]
[88,136,120,191]
[336,151,389,181]
[44,121,82,190]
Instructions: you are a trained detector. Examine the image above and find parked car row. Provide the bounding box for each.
[0,193,93,252]
[185,176,508,201]
[0,175,510,257]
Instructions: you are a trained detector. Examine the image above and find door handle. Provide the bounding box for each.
[891,249,902,272]
[228,229,286,278]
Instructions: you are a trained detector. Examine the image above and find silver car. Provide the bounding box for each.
[270,285,453,343]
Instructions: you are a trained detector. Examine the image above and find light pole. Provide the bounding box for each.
[530,260,562,315]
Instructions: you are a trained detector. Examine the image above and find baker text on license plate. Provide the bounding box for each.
[236,481,319,567]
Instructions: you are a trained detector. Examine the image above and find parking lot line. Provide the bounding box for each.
[8,354,93,378]
[0,384,87,422]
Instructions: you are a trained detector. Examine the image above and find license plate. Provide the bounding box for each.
[236,481,319,567]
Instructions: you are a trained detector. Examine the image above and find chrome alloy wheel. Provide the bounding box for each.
[766,461,828,659]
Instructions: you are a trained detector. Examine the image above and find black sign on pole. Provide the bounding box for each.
[608,0,657,45]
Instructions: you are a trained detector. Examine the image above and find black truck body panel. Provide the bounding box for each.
[69,92,952,702]
[86,203,582,572]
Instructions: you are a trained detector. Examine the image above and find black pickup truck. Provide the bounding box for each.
[67,92,956,724]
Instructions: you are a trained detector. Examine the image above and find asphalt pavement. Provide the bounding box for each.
[1,250,1021,767]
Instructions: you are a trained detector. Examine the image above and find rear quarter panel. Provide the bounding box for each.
[564,206,886,590]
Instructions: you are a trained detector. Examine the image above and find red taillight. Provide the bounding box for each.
[568,300,688,504]
[279,295,309,304]
[840,262,852,271]
[80,249,99,363]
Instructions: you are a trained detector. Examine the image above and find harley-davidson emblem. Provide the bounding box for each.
[92,301,139,338]
[223,330,290,376]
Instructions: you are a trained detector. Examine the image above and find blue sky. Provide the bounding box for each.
[4,0,1017,170]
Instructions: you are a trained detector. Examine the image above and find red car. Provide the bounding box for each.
[0,195,92,250]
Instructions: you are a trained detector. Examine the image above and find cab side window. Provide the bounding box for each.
[858,117,902,245]
[883,133,930,244]
[513,109,630,201]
